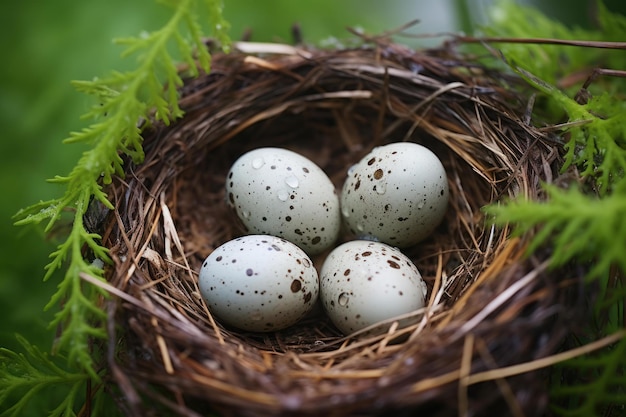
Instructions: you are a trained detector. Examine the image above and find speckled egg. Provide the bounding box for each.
[320,240,427,335]
[226,147,341,255]
[341,142,449,248]
[198,235,319,332]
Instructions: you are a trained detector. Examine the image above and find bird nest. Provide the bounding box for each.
[95,38,583,416]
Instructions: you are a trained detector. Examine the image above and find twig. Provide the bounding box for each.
[455,35,626,50]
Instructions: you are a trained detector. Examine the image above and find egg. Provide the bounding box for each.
[319,240,427,335]
[341,142,449,248]
[198,235,319,332]
[226,147,341,255]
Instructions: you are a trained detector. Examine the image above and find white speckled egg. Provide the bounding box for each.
[226,147,341,255]
[320,240,427,335]
[341,142,449,248]
[198,235,319,332]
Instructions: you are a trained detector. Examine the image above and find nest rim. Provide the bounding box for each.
[94,39,583,417]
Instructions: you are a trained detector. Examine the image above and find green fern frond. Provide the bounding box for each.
[485,181,626,280]
[0,335,90,417]
[13,0,230,384]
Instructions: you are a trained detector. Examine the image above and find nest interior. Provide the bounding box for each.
[97,40,583,417]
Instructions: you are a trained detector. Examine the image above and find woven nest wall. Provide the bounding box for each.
[97,40,584,417]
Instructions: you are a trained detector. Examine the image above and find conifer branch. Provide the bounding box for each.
[12,0,230,397]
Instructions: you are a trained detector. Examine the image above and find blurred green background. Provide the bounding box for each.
[0,0,623,410]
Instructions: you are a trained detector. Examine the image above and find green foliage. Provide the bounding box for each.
[484,1,626,84]
[483,0,626,283]
[484,1,626,129]
[482,1,626,416]
[482,0,626,270]
[509,66,626,194]
[0,335,89,417]
[486,182,626,280]
[485,1,599,85]
[7,0,229,414]
[550,336,626,417]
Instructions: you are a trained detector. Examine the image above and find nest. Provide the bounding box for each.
[95,38,585,416]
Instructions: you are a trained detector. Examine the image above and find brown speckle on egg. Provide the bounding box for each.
[290,280,302,292]
[387,260,400,269]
